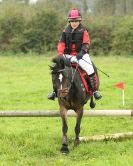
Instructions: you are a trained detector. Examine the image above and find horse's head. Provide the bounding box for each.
[50,56,72,99]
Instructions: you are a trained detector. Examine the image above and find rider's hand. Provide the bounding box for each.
[58,54,63,56]
[76,53,83,60]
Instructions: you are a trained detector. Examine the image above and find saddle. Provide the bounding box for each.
[71,63,97,96]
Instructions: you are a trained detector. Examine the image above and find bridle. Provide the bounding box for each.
[57,63,78,98]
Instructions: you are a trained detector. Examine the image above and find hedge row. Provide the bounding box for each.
[87,17,133,55]
[0,4,63,54]
[0,4,133,55]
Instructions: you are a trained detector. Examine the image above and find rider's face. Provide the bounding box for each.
[69,20,80,29]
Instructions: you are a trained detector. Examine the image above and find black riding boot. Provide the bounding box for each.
[89,74,102,100]
[47,91,56,100]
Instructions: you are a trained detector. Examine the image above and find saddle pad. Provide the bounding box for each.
[71,63,93,96]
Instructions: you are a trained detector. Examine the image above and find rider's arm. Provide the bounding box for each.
[57,32,66,56]
[81,30,91,54]
[57,42,65,55]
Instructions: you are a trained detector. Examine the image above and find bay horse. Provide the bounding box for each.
[50,56,100,153]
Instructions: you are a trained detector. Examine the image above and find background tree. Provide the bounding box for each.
[82,0,88,14]
[94,0,133,16]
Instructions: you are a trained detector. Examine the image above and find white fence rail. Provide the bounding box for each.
[0,110,132,117]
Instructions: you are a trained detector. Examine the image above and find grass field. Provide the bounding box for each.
[0,54,133,165]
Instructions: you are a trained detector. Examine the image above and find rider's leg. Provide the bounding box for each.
[88,73,102,100]
[79,54,102,100]
[48,87,57,100]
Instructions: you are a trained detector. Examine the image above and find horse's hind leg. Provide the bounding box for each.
[74,109,83,146]
[60,107,69,154]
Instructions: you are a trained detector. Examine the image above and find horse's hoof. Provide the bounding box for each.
[74,139,80,147]
[60,144,69,154]
[90,101,96,108]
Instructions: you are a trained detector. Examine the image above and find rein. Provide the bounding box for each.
[71,62,79,84]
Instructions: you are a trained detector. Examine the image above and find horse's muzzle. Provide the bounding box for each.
[58,88,69,98]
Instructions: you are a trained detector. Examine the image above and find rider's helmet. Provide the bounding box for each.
[67,8,82,21]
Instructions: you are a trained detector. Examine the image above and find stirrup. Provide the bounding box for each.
[47,92,56,100]
[93,91,102,100]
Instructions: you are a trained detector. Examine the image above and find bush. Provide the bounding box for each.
[0,3,62,54]
[84,17,116,55]
[112,17,133,55]
[20,10,61,53]
[89,23,113,55]
[0,12,25,51]
[84,16,133,56]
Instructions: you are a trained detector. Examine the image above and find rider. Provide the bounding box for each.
[48,8,102,100]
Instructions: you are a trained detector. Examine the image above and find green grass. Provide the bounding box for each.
[0,54,56,110]
[0,54,133,165]
[0,117,133,165]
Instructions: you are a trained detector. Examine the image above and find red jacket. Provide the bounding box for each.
[57,24,90,56]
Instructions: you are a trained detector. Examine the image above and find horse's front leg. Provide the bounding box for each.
[60,106,69,154]
[74,108,83,146]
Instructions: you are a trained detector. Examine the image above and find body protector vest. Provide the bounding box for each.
[60,24,87,54]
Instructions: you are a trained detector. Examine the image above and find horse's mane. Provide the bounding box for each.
[50,56,70,74]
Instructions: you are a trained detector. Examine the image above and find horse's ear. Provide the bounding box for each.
[51,56,65,69]
[51,56,58,63]
[49,65,53,71]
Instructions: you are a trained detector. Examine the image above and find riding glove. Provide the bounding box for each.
[76,52,83,60]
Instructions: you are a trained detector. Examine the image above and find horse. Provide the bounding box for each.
[50,56,100,153]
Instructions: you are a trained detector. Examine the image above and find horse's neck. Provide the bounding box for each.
[70,67,84,95]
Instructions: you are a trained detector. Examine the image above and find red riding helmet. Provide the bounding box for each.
[68,8,82,21]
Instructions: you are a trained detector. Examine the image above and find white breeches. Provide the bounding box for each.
[63,54,94,75]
